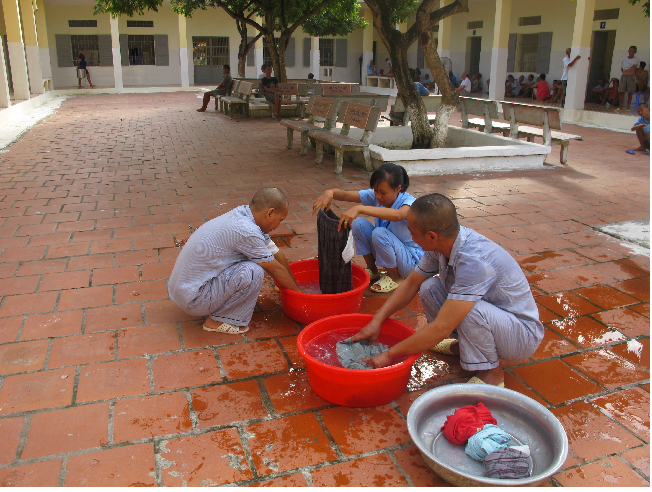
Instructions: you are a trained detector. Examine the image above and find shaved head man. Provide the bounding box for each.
[351,193,544,387]
[168,187,301,335]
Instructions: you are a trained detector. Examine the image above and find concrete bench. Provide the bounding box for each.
[280,96,340,155]
[313,83,360,96]
[366,76,395,89]
[221,81,253,118]
[312,102,381,173]
[43,77,53,92]
[459,97,500,134]
[269,83,309,120]
[470,101,583,164]
[384,94,442,125]
[215,80,237,110]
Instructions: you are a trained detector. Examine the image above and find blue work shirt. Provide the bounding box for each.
[367,63,377,76]
[415,82,429,96]
[359,189,424,264]
[634,116,650,127]
[415,225,544,335]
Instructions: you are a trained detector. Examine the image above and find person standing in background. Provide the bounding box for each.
[561,47,581,106]
[77,48,94,89]
[619,46,640,111]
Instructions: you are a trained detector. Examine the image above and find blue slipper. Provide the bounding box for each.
[626,149,635,155]
[645,151,650,155]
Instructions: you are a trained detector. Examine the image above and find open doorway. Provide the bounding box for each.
[466,36,481,75]
[586,30,616,102]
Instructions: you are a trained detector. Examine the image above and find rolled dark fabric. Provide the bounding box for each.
[317,209,353,294]
[484,447,531,479]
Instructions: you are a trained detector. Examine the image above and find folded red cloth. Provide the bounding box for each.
[440,402,497,445]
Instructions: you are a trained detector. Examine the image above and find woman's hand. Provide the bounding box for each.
[350,319,382,344]
[338,205,361,231]
[362,350,393,369]
[312,190,334,215]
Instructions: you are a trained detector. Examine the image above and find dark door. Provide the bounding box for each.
[192,37,229,85]
[469,37,482,75]
[587,30,616,102]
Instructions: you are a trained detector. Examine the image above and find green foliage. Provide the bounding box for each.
[385,0,420,25]
[628,0,650,16]
[302,0,367,36]
[94,0,161,16]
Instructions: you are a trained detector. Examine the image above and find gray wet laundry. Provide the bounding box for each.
[336,337,388,370]
[483,446,531,479]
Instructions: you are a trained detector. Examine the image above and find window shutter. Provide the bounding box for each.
[55,34,73,67]
[303,37,311,67]
[98,34,113,67]
[155,34,168,66]
[506,33,517,72]
[284,37,295,67]
[335,39,347,67]
[536,32,552,74]
[417,44,424,69]
[119,34,129,66]
[246,37,255,66]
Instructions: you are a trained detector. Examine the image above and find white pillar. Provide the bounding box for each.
[437,0,452,60]
[565,0,595,110]
[488,0,511,101]
[361,8,373,85]
[20,0,44,94]
[178,15,189,87]
[310,36,320,79]
[2,0,31,100]
[0,41,11,107]
[110,15,123,91]
[34,0,52,81]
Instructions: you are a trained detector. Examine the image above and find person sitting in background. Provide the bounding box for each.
[449,71,458,88]
[627,103,650,154]
[516,75,526,96]
[197,65,233,112]
[386,58,394,76]
[379,69,385,76]
[593,78,610,104]
[258,64,267,80]
[605,78,620,107]
[456,72,471,96]
[504,75,518,97]
[521,74,536,98]
[367,59,378,76]
[261,65,278,102]
[636,61,649,104]
[307,73,314,80]
[410,68,430,95]
[471,74,481,93]
[414,68,422,82]
[550,80,565,103]
[423,74,434,90]
[530,74,551,102]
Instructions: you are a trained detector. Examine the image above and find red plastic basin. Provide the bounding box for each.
[278,259,369,324]
[297,313,420,407]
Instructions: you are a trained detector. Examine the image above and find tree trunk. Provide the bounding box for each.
[419,30,458,148]
[237,22,248,78]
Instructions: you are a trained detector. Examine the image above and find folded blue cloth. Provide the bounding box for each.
[465,424,512,461]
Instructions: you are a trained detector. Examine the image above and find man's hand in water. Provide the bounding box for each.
[362,350,393,369]
[350,319,382,344]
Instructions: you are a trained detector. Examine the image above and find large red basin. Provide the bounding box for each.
[278,259,369,324]
[297,313,421,407]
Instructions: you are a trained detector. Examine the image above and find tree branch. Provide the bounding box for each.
[404,0,468,47]
[285,0,334,35]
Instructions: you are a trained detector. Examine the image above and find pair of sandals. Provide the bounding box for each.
[431,338,505,387]
[626,148,650,155]
[367,269,403,293]
[203,322,249,334]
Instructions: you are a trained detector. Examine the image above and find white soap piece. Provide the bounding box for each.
[342,230,355,263]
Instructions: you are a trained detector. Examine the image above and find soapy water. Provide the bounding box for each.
[297,280,354,295]
[305,328,410,368]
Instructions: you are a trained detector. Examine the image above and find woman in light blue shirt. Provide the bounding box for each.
[312,164,423,293]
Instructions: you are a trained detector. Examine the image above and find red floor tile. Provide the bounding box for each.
[593,307,651,337]
[592,387,650,442]
[548,316,626,348]
[58,285,113,310]
[609,338,650,370]
[530,329,578,360]
[535,292,602,318]
[0,316,22,344]
[63,443,156,486]
[573,284,640,310]
[525,270,581,293]
[593,261,649,281]
[115,280,169,304]
[0,292,58,316]
[554,455,649,487]
[511,359,603,405]
[152,350,222,391]
[556,265,615,286]
[245,413,338,476]
[91,266,140,286]
[48,332,116,368]
[277,335,305,369]
[22,403,110,459]
[216,340,289,379]
[393,445,452,486]
[0,460,62,486]
[38,271,91,292]
[246,310,302,339]
[160,429,253,486]
[190,380,268,428]
[320,404,411,456]
[563,349,650,390]
[619,445,650,477]
[113,392,193,442]
[0,368,74,414]
[263,371,329,413]
[610,277,650,302]
[310,453,410,486]
[0,339,49,375]
[144,300,199,324]
[0,416,24,465]
[249,473,308,486]
[117,324,181,358]
[85,303,144,333]
[0,276,39,296]
[76,358,150,402]
[179,319,246,348]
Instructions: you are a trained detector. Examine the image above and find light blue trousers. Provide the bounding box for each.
[420,276,542,371]
[352,218,419,279]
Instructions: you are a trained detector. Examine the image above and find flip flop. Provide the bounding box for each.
[468,375,505,388]
[626,149,636,155]
[645,151,650,155]
[370,275,402,293]
[430,338,458,355]
[365,268,382,283]
[203,322,249,334]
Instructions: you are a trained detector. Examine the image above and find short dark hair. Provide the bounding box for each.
[639,103,649,109]
[641,61,647,69]
[261,64,267,70]
[630,46,638,51]
[250,187,288,212]
[308,73,314,79]
[223,64,230,71]
[540,73,546,80]
[410,194,460,238]
[370,163,409,194]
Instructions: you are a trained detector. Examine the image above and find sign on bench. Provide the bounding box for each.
[314,83,361,96]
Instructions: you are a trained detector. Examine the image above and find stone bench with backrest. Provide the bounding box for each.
[384,94,442,125]
[280,96,341,155]
[468,101,583,164]
[220,80,254,118]
[459,96,500,134]
[312,102,381,174]
[215,79,238,111]
[268,83,309,119]
[313,83,389,122]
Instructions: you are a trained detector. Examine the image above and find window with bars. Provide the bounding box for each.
[126,20,154,27]
[518,16,541,26]
[515,33,539,72]
[128,35,155,65]
[593,8,619,20]
[71,35,100,66]
[467,21,483,29]
[319,38,334,67]
[192,37,229,66]
[262,37,280,67]
[68,20,97,27]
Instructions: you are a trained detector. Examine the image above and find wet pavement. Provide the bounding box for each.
[0,92,648,486]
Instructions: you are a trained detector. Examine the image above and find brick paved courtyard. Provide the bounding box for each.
[0,92,649,486]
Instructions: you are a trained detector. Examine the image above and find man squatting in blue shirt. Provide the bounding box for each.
[351,194,544,387]
[168,188,303,334]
